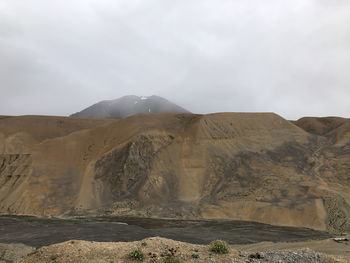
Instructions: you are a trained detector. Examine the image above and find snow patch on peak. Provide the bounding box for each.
[140,96,148,100]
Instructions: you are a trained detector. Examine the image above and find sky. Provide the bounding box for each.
[0,0,349,120]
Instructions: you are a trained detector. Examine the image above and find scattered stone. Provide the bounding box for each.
[248,252,263,259]
[245,249,328,263]
[333,238,349,243]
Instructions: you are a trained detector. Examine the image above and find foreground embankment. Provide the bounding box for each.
[1,236,349,263]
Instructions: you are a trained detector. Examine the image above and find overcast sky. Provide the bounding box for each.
[0,0,349,119]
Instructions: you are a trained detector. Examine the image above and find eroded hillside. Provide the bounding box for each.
[0,113,349,233]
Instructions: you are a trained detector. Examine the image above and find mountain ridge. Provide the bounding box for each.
[70,95,190,119]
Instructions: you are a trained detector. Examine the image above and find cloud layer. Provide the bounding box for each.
[1,0,349,119]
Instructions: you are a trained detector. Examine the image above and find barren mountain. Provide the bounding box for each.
[0,113,349,234]
[70,95,190,118]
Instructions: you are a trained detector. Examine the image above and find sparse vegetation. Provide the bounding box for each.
[50,254,58,261]
[141,241,147,247]
[191,253,199,258]
[162,256,180,263]
[128,248,144,261]
[0,236,343,263]
[209,240,229,254]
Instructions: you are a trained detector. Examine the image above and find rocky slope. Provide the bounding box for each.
[70,95,190,118]
[0,113,349,234]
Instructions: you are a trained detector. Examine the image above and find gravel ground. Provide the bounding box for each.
[0,243,35,263]
[243,249,338,263]
[2,237,342,263]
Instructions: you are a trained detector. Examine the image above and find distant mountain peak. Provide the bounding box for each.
[70,95,190,119]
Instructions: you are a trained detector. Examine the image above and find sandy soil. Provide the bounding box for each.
[0,236,347,263]
[235,234,350,262]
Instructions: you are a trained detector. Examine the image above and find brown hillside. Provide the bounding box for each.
[294,117,350,145]
[0,115,112,142]
[0,113,349,233]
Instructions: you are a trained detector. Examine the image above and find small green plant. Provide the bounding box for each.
[70,241,75,244]
[141,242,147,247]
[128,248,144,261]
[209,240,229,254]
[50,254,58,261]
[162,256,180,263]
[191,253,199,259]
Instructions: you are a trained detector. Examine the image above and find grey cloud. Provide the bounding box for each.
[0,0,349,119]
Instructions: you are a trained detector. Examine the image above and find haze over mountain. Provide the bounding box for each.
[0,113,349,234]
[70,95,190,119]
[1,1,350,120]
